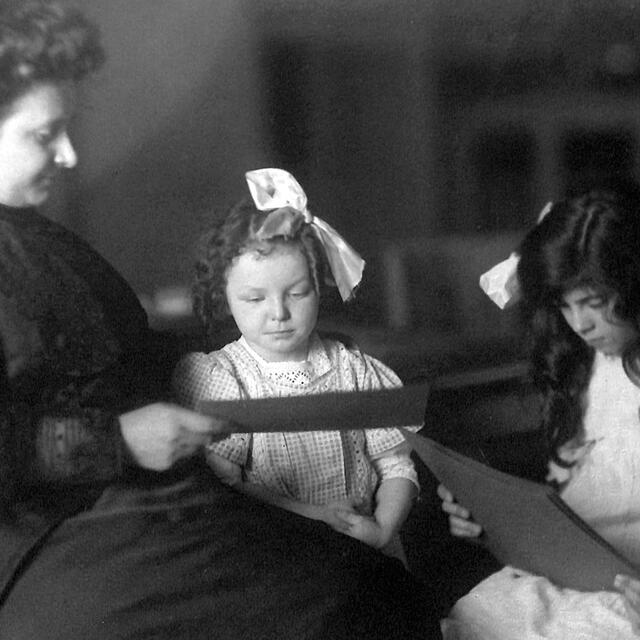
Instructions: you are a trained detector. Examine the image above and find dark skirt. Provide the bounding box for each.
[0,474,440,640]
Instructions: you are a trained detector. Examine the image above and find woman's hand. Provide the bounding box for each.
[437,484,483,538]
[614,574,640,632]
[119,402,227,471]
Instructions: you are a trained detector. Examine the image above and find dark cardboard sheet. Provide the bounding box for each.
[198,383,429,433]
[404,431,639,591]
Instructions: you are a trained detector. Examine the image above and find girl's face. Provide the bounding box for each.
[225,243,319,362]
[0,81,77,208]
[560,287,639,356]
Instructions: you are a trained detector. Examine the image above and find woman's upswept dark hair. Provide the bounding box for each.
[0,0,104,111]
[193,198,331,338]
[517,187,640,460]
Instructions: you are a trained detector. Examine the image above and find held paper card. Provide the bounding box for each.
[198,383,429,433]
[404,430,639,592]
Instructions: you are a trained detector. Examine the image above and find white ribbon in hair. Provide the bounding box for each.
[245,168,365,301]
[479,201,553,309]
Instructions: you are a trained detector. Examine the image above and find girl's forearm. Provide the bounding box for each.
[373,477,418,544]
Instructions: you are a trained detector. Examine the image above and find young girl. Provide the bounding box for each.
[173,168,420,562]
[440,187,640,639]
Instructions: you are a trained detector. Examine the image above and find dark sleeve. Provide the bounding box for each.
[0,373,130,498]
[0,212,189,500]
[7,403,128,484]
[32,330,192,483]
[0,333,152,494]
[0,332,196,494]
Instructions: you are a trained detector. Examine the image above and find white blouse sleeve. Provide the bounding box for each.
[371,444,420,491]
[171,351,251,466]
[349,348,424,457]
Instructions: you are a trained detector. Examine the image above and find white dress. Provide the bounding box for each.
[442,351,640,639]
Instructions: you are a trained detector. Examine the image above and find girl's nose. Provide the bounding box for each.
[270,297,290,321]
[53,132,78,169]
[571,308,595,334]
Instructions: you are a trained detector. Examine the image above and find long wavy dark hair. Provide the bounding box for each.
[193,197,332,339]
[517,187,640,463]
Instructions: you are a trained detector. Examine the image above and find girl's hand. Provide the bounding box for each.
[205,450,242,488]
[614,574,640,632]
[319,501,390,548]
[338,511,389,549]
[437,484,483,538]
[319,499,361,533]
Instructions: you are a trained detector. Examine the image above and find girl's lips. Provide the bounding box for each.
[38,173,57,187]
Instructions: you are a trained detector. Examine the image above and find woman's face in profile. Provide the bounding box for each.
[0,81,77,208]
[560,287,639,356]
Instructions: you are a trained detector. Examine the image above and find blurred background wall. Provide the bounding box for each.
[46,0,640,380]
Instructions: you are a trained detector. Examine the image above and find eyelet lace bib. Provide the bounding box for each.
[238,337,314,388]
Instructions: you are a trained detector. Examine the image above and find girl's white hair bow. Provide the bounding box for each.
[479,201,553,309]
[245,168,365,301]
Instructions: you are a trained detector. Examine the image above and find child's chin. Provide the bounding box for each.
[597,345,620,357]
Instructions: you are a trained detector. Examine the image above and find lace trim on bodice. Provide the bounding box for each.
[238,336,314,388]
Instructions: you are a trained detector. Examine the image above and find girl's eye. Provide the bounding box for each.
[290,290,310,299]
[34,130,54,145]
[34,122,67,146]
[588,297,607,308]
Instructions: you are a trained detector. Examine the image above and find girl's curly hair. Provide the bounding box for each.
[193,197,332,338]
[517,186,640,462]
[0,0,104,113]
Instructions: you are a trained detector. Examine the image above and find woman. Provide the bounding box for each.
[0,2,437,639]
[441,187,640,639]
